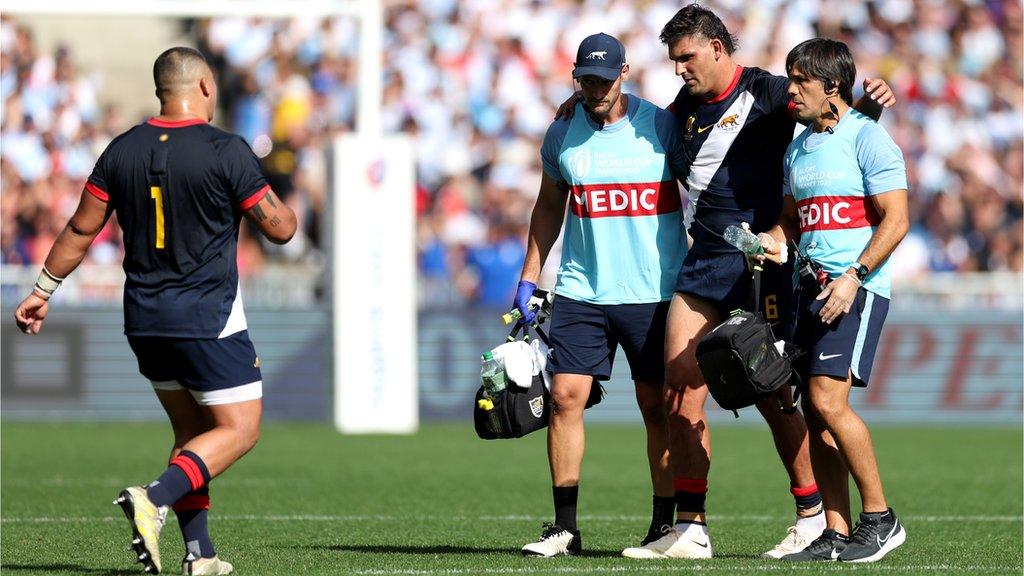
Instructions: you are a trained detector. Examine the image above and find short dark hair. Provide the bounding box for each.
[659,3,737,54]
[153,47,209,101]
[785,38,856,105]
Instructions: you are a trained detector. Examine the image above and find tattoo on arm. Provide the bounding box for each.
[269,216,281,228]
[266,192,278,208]
[68,217,103,237]
[68,221,88,236]
[251,203,267,222]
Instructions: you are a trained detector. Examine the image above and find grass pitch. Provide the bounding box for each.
[2,422,1021,575]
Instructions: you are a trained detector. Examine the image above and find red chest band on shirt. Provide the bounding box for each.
[569,181,680,218]
[796,195,880,232]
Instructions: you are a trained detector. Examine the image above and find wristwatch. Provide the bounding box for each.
[850,262,869,281]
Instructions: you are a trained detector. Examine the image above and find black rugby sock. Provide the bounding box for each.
[552,486,579,531]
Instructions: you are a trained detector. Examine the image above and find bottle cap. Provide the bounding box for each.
[482,351,494,361]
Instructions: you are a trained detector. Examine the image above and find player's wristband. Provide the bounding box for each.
[777,243,788,264]
[841,270,862,286]
[34,267,64,299]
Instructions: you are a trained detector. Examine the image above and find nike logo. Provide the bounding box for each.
[696,124,714,133]
[689,539,709,548]
[877,523,899,547]
[830,549,841,559]
[818,352,842,361]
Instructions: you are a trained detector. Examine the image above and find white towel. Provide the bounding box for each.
[531,337,552,391]
[490,341,535,389]
[490,338,552,390]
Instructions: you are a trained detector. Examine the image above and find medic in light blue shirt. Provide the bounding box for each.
[757,38,910,564]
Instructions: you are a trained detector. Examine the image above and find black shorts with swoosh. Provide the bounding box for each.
[793,286,890,387]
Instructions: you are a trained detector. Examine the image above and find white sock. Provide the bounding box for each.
[796,509,826,532]
[675,521,709,539]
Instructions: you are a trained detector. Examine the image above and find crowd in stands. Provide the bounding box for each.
[2,1,1021,308]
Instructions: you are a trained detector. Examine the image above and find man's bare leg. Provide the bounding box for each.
[634,380,675,544]
[634,380,673,497]
[521,373,592,557]
[806,374,888,533]
[664,292,718,524]
[802,394,852,533]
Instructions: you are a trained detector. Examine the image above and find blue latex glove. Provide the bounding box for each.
[514,280,538,325]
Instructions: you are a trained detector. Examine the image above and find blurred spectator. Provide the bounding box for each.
[3,2,1022,309]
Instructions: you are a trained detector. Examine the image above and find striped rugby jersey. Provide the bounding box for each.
[783,109,907,299]
[541,94,688,304]
[669,66,796,256]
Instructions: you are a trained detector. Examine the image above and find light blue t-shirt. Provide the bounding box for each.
[783,110,907,298]
[541,95,688,304]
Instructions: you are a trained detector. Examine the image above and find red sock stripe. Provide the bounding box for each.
[171,455,206,491]
[790,484,819,497]
[674,477,708,493]
[172,494,210,512]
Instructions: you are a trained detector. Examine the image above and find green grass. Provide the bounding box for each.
[2,422,1021,575]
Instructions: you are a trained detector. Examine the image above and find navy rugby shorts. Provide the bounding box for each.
[675,250,795,337]
[128,330,262,392]
[792,287,889,387]
[546,296,669,383]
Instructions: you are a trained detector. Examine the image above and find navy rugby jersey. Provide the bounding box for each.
[86,118,269,338]
[670,66,795,255]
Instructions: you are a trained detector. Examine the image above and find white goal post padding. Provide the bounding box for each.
[331,135,417,434]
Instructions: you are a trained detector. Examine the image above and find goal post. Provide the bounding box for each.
[330,135,418,434]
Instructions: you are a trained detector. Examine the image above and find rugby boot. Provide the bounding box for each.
[182,553,234,575]
[622,525,713,559]
[114,486,168,574]
[521,523,581,557]
[763,512,825,559]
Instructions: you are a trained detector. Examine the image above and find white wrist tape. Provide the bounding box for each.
[34,267,64,297]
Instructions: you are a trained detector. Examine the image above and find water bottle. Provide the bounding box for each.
[480,350,507,396]
[502,308,524,325]
[723,223,764,256]
[477,398,502,435]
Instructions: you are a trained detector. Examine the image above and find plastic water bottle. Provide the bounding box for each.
[502,308,524,325]
[723,223,764,256]
[480,351,507,396]
[477,397,502,434]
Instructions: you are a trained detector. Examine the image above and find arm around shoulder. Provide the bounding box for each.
[853,77,896,121]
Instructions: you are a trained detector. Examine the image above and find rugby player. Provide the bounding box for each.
[539,5,894,560]
[14,47,296,575]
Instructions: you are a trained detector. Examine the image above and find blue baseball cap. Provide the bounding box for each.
[572,33,626,81]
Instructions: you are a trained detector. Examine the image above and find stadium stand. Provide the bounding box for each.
[2,1,1021,312]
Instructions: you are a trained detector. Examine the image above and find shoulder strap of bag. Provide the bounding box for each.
[506,318,552,347]
[746,265,763,313]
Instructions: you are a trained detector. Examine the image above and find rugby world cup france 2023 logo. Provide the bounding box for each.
[366,157,387,190]
[569,149,592,181]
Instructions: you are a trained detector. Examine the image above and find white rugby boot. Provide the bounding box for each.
[763,511,826,559]
[622,522,712,559]
[182,553,234,575]
[521,523,582,557]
